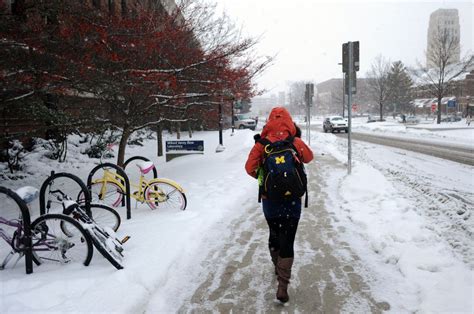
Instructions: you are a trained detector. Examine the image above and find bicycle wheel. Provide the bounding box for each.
[87,203,121,232]
[87,225,124,270]
[144,182,187,211]
[30,214,93,266]
[89,181,124,208]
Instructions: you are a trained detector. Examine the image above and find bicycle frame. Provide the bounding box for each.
[96,168,184,205]
[0,217,66,270]
[0,186,34,274]
[0,217,20,248]
[0,218,22,270]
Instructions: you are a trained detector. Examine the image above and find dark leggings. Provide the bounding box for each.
[266,217,300,258]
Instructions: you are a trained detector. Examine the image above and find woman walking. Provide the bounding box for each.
[245,107,313,303]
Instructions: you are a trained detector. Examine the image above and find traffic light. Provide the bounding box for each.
[342,41,359,73]
[353,41,359,71]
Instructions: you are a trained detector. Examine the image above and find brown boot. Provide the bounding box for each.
[270,249,279,275]
[276,257,293,303]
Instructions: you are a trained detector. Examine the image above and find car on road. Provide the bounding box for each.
[234,114,256,130]
[323,116,348,133]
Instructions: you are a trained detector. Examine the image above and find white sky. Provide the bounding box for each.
[215,0,473,96]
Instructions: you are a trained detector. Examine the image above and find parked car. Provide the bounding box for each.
[405,116,420,124]
[367,115,386,123]
[323,116,348,133]
[441,115,462,122]
[234,114,256,130]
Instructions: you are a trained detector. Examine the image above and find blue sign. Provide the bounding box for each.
[166,140,204,153]
[447,100,456,108]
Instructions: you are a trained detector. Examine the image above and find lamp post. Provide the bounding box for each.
[216,94,225,152]
[231,98,235,135]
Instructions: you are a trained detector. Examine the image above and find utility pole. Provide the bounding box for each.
[342,41,359,174]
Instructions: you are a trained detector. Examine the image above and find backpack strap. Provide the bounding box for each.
[256,138,271,203]
[257,138,272,148]
[287,136,308,207]
[304,188,308,208]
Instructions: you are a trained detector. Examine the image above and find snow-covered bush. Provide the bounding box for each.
[127,129,155,147]
[34,137,68,162]
[82,130,119,159]
[0,140,27,173]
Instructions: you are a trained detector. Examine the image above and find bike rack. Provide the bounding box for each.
[87,163,132,219]
[0,186,33,274]
[124,156,159,207]
[123,156,158,179]
[39,171,92,217]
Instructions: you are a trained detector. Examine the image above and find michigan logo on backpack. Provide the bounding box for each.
[258,137,308,207]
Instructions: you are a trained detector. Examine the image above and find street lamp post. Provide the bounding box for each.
[219,97,223,145]
[231,99,235,135]
[216,94,226,153]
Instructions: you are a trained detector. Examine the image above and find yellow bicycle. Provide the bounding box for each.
[89,160,187,211]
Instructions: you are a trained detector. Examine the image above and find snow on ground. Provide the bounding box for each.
[0,129,259,313]
[351,117,474,148]
[1,123,473,313]
[311,130,473,313]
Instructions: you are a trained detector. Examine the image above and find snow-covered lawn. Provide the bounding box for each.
[1,126,472,312]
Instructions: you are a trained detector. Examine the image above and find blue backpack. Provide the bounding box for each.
[257,136,308,207]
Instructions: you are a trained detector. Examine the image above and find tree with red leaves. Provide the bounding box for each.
[0,0,271,165]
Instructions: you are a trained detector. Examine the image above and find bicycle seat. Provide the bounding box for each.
[15,186,39,204]
[136,161,155,174]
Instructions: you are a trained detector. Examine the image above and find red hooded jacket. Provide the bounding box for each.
[245,107,314,178]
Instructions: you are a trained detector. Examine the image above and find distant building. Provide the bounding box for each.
[426,8,460,68]
[316,78,375,116]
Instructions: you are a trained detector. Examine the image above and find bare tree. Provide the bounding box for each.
[367,55,391,120]
[412,27,474,124]
[287,81,307,115]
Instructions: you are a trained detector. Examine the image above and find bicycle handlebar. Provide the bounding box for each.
[49,189,71,201]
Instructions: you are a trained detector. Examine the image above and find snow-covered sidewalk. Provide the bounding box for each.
[1,127,473,313]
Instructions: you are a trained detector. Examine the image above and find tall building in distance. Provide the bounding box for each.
[426,8,460,68]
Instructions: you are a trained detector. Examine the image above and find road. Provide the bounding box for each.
[177,155,391,313]
[332,131,474,166]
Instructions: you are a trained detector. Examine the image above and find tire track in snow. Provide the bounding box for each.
[333,138,474,267]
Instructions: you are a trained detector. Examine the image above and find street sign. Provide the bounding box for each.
[165,140,204,162]
[447,100,456,108]
[431,103,437,112]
